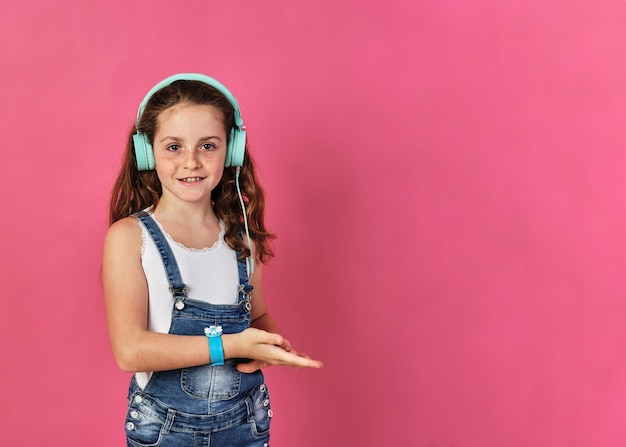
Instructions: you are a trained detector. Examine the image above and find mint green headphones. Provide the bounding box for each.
[133,73,247,171]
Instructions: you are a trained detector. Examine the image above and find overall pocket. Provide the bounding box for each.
[181,361,242,401]
[125,394,168,447]
[246,383,272,438]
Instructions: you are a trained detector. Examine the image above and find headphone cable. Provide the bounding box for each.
[235,166,254,277]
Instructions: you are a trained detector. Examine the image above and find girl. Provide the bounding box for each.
[103,73,322,447]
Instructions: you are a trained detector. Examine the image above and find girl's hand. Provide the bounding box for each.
[226,328,323,373]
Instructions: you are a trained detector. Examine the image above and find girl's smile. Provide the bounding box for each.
[179,176,205,182]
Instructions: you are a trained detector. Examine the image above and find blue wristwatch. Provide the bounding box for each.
[204,325,225,366]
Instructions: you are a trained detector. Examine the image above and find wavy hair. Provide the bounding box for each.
[108,80,275,263]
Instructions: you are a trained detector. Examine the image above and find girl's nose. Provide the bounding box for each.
[184,149,201,168]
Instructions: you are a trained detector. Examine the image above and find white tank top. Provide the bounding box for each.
[136,213,240,387]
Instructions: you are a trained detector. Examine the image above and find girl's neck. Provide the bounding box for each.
[151,197,222,250]
[152,197,218,226]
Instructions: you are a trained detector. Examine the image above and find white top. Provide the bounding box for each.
[135,212,240,388]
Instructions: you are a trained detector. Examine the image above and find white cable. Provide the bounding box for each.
[235,167,254,276]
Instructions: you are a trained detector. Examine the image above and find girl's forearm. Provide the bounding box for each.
[250,313,282,335]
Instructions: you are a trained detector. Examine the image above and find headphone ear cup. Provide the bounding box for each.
[133,132,155,171]
[226,127,246,167]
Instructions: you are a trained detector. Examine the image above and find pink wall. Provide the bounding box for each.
[2,0,626,445]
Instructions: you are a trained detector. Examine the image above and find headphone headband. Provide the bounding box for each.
[133,73,246,170]
[135,73,244,129]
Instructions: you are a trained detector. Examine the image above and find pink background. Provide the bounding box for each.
[2,0,626,445]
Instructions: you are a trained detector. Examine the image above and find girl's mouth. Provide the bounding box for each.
[179,177,205,183]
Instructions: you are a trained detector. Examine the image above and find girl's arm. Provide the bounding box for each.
[103,218,321,373]
[236,258,321,373]
[248,260,282,334]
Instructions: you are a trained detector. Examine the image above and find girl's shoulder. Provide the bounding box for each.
[108,215,143,234]
[104,216,144,255]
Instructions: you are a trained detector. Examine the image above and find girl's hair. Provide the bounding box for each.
[109,80,275,263]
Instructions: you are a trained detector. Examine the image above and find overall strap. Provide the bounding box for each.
[134,211,188,308]
[236,232,254,311]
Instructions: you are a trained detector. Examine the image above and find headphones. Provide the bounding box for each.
[133,73,247,171]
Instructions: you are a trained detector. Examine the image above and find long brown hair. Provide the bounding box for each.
[109,79,275,263]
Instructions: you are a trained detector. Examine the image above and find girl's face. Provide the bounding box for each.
[153,102,227,207]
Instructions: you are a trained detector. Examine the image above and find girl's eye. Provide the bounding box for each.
[201,143,215,151]
[167,144,181,151]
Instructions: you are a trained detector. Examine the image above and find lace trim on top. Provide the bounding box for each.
[142,209,226,253]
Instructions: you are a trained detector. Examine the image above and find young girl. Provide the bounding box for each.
[103,73,322,447]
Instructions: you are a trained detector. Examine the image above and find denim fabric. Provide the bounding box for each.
[125,212,271,447]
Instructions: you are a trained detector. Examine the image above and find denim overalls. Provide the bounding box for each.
[124,212,271,447]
